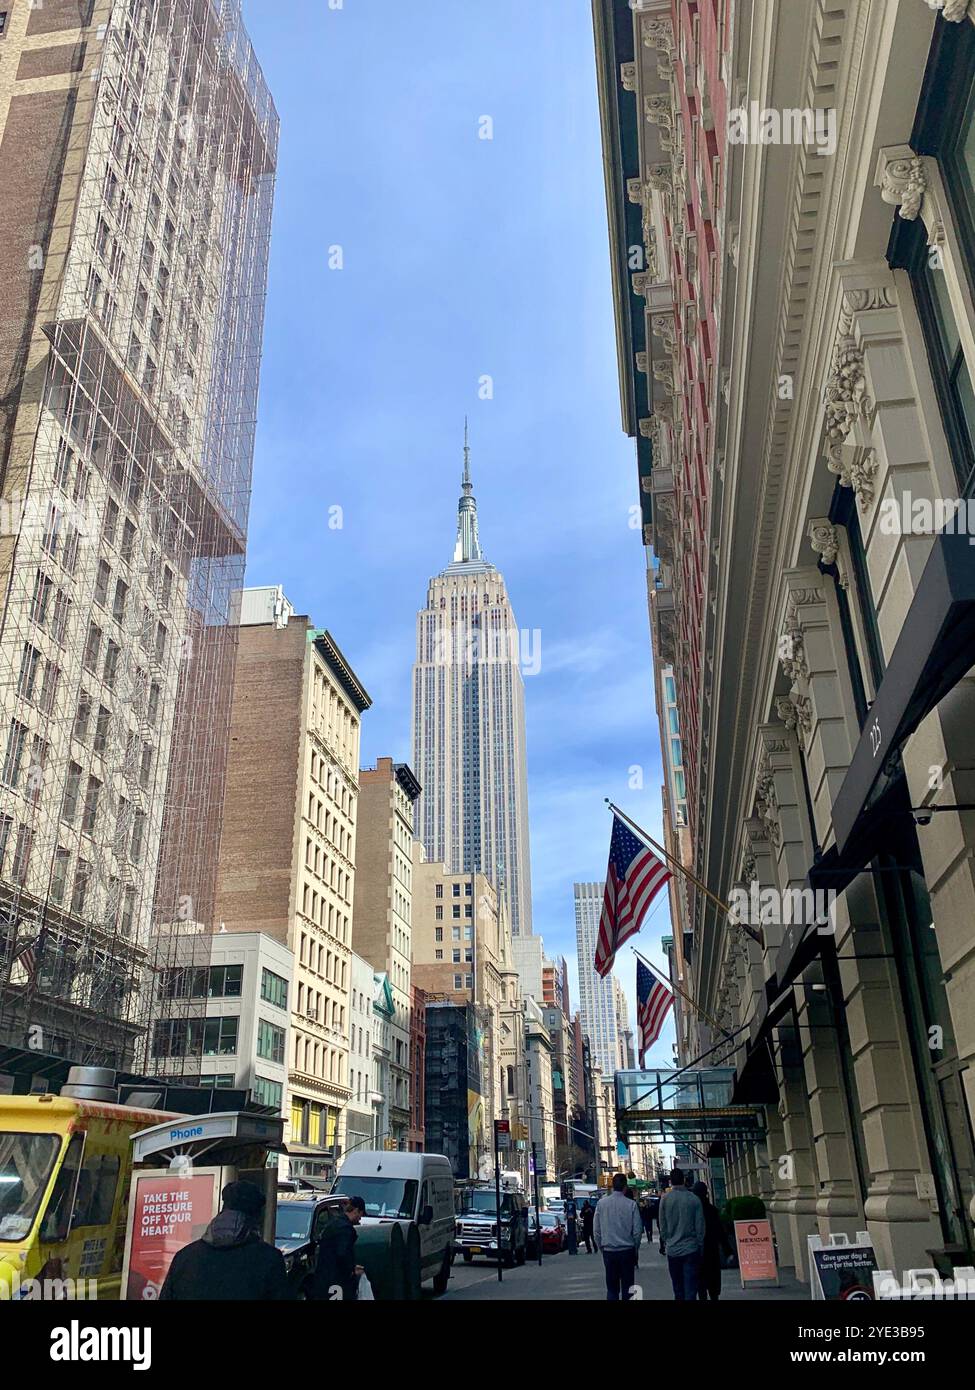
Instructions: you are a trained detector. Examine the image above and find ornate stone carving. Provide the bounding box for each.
[626,176,644,205]
[620,62,637,93]
[644,95,673,151]
[635,351,649,375]
[778,609,807,683]
[775,695,812,744]
[807,517,838,566]
[651,312,676,353]
[645,162,671,195]
[807,517,849,587]
[830,445,879,510]
[823,318,873,490]
[876,147,926,220]
[631,271,649,297]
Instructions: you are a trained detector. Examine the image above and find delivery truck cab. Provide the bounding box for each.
[0,1094,176,1300]
[334,1150,454,1296]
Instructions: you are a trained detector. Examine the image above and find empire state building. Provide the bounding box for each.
[411,430,533,937]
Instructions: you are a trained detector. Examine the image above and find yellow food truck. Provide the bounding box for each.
[0,1092,175,1300]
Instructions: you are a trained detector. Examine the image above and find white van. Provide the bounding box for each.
[334,1151,454,1296]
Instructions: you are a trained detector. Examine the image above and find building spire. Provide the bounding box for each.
[453,417,482,563]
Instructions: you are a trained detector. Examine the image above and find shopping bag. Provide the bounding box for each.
[357,1272,375,1301]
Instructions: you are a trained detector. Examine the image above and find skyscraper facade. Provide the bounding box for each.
[0,0,277,1068]
[411,433,533,937]
[574,880,621,1080]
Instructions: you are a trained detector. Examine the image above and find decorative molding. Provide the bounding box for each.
[635,351,649,375]
[807,517,849,587]
[626,176,644,205]
[620,61,637,93]
[823,319,873,485]
[650,312,676,353]
[875,145,926,221]
[806,517,838,566]
[631,271,650,297]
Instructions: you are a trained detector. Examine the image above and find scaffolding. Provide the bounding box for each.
[0,0,278,1077]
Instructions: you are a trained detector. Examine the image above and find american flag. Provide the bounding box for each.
[11,931,42,980]
[637,959,674,1064]
[594,814,672,977]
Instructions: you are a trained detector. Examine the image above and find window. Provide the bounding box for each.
[2,721,27,788]
[50,847,71,906]
[452,949,461,963]
[51,591,70,645]
[103,640,120,689]
[257,1018,286,1065]
[82,776,101,835]
[94,705,110,755]
[454,974,463,989]
[31,571,56,632]
[39,661,60,716]
[17,644,40,700]
[202,1017,238,1056]
[435,905,443,920]
[130,809,146,864]
[253,1075,283,1110]
[452,905,460,919]
[104,497,120,545]
[9,825,32,886]
[452,883,460,897]
[83,623,102,675]
[62,763,83,824]
[435,926,443,942]
[73,1154,120,1229]
[208,964,242,998]
[94,559,111,607]
[112,579,128,623]
[70,860,90,915]
[435,949,443,960]
[435,883,443,899]
[261,968,288,1009]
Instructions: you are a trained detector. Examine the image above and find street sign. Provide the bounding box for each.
[494,1118,510,1151]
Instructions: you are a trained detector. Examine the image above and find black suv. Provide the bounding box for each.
[454,1189,529,1267]
[275,1194,350,1297]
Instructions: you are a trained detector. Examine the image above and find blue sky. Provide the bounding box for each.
[240,0,674,1062]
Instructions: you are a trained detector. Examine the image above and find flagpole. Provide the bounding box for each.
[605,799,764,949]
[633,945,731,1040]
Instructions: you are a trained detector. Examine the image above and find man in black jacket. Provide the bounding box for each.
[311,1196,366,1301]
[160,1180,289,1301]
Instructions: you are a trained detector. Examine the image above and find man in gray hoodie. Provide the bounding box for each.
[593,1174,644,1300]
[658,1168,705,1300]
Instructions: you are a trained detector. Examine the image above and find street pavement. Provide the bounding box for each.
[441,1240,807,1301]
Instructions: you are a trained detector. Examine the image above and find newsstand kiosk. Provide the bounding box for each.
[120,1110,285,1300]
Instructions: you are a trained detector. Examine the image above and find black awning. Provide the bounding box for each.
[833,530,975,855]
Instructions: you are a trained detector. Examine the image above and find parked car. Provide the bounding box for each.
[454,1187,529,1267]
[275,1194,350,1298]
[538,1210,566,1253]
[334,1151,454,1296]
[526,1205,540,1258]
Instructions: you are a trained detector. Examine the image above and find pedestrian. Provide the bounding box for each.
[649,1192,660,1240]
[580,1199,595,1254]
[658,1168,705,1301]
[639,1197,654,1242]
[159,1179,289,1301]
[692,1181,732,1301]
[564,1197,578,1255]
[311,1195,366,1301]
[593,1173,644,1301]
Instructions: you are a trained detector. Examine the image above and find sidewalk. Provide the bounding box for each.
[447,1240,807,1301]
